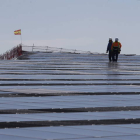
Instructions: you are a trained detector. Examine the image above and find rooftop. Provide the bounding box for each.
[0,49,140,140]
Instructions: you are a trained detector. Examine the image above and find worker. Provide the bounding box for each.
[111,38,122,62]
[106,38,113,62]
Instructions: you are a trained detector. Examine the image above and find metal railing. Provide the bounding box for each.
[0,45,22,60]
[22,45,99,55]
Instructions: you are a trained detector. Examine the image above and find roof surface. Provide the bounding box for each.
[0,51,140,140]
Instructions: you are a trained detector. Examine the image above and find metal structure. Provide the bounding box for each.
[0,47,140,139]
[22,45,99,54]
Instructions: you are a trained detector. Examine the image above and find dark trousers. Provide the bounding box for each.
[112,51,118,62]
[108,51,112,61]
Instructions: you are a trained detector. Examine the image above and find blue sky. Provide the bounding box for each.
[0,0,140,54]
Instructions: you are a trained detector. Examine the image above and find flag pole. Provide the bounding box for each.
[20,34,22,45]
[14,29,22,45]
[20,29,22,45]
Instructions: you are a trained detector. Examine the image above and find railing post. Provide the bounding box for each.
[46,46,48,52]
[60,48,63,53]
[32,44,34,52]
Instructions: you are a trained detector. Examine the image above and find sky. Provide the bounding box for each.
[0,0,140,54]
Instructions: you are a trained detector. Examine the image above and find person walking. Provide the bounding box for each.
[106,38,113,62]
[111,38,122,62]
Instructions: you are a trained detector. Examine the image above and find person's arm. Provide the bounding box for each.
[107,43,109,51]
[118,42,122,54]
[111,43,114,51]
[106,43,109,53]
[119,42,122,48]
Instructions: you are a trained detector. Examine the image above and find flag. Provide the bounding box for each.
[14,29,21,35]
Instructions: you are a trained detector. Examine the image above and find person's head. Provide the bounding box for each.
[109,38,112,42]
[115,38,119,42]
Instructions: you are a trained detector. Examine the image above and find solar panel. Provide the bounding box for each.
[0,51,140,139]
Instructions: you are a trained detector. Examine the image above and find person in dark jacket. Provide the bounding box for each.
[106,38,113,62]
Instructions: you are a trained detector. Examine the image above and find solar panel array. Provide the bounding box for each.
[0,51,140,140]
